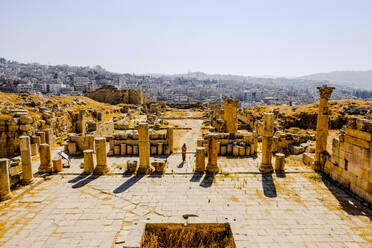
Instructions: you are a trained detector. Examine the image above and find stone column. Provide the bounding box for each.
[39,144,53,173]
[77,109,86,135]
[314,85,335,171]
[206,134,219,174]
[31,135,40,155]
[223,97,239,134]
[20,136,33,184]
[94,137,109,174]
[197,138,204,147]
[259,113,274,173]
[0,159,12,201]
[36,131,46,144]
[83,149,94,174]
[195,147,206,172]
[137,122,151,174]
[44,129,53,145]
[167,127,174,153]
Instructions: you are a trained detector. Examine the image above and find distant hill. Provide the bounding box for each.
[299,70,372,90]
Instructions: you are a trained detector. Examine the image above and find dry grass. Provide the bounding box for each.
[141,223,235,248]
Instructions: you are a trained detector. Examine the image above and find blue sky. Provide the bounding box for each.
[0,0,371,76]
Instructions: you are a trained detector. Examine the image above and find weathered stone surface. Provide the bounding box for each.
[83,149,94,174]
[195,147,206,172]
[94,137,109,175]
[19,136,33,184]
[0,158,12,201]
[85,85,143,105]
[38,144,53,173]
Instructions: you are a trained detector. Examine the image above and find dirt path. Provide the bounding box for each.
[164,119,203,152]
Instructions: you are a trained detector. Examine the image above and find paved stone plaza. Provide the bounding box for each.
[1,118,371,247]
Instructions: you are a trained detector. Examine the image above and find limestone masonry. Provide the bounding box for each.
[0,87,371,247]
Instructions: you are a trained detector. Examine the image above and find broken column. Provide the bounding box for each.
[223,97,239,134]
[195,147,206,172]
[44,129,53,145]
[0,159,12,201]
[20,136,33,184]
[77,109,86,135]
[83,149,94,174]
[314,85,335,171]
[259,113,274,173]
[206,134,219,174]
[32,136,41,153]
[36,131,46,144]
[39,144,53,173]
[52,158,62,172]
[274,153,285,171]
[167,127,174,154]
[94,137,108,174]
[137,122,151,174]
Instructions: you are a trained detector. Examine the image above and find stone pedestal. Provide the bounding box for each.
[114,145,120,155]
[53,158,63,172]
[83,149,94,174]
[120,144,126,155]
[274,153,285,171]
[157,143,163,155]
[127,145,133,155]
[94,137,109,175]
[223,97,239,134]
[137,122,151,174]
[206,134,219,174]
[259,113,274,173]
[195,147,206,172]
[39,144,53,173]
[167,127,174,154]
[239,146,245,157]
[314,85,335,171]
[0,159,12,201]
[20,136,33,184]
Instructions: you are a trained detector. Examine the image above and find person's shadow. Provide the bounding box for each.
[178,161,184,168]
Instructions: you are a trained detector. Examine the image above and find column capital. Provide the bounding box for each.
[317,85,335,99]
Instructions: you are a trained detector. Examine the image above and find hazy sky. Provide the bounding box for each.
[1,0,371,76]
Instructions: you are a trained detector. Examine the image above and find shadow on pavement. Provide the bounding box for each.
[68,173,89,184]
[322,175,372,221]
[71,175,100,188]
[113,175,144,194]
[200,174,215,188]
[190,172,203,182]
[262,173,277,198]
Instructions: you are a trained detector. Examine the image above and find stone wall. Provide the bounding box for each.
[106,130,171,156]
[0,112,57,158]
[200,132,257,157]
[324,118,372,203]
[85,85,143,105]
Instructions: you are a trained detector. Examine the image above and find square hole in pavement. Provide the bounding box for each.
[140,223,236,248]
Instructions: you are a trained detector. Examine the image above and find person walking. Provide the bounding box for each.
[182,143,187,162]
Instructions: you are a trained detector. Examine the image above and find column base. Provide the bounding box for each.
[21,178,34,185]
[94,164,109,175]
[313,161,321,171]
[259,164,273,173]
[206,164,219,174]
[137,166,153,175]
[38,165,53,173]
[0,193,12,201]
